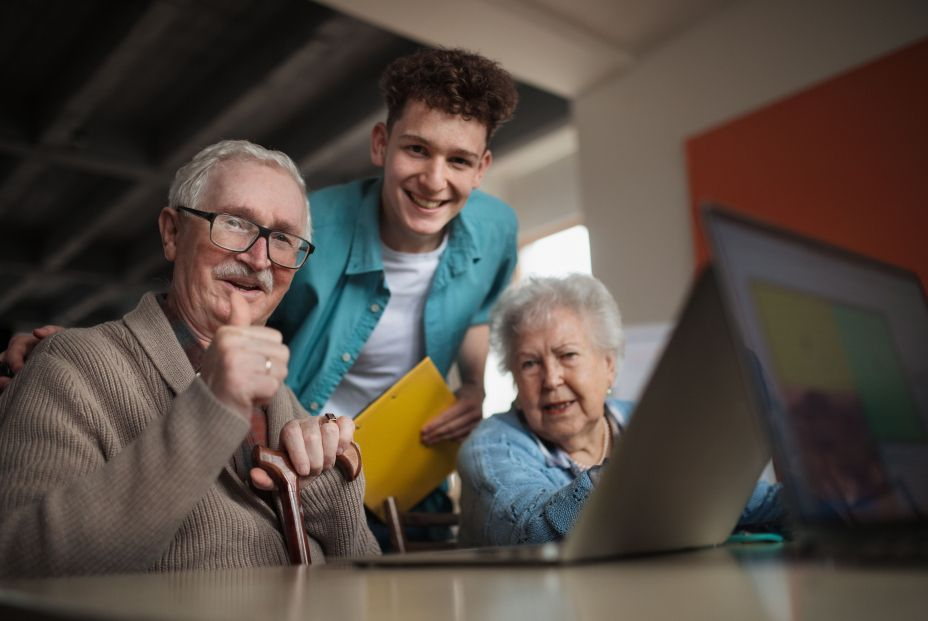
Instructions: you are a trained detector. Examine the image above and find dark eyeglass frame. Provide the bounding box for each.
[175,205,315,269]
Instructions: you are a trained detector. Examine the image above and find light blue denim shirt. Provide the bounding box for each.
[457,399,783,546]
[270,177,518,414]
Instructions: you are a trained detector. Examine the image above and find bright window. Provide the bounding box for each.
[518,224,592,278]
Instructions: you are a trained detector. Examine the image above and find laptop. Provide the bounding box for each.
[702,206,928,558]
[355,264,771,566]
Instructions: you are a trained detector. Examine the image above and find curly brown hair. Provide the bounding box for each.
[380,47,519,143]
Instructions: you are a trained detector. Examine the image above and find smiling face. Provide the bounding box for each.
[513,306,617,453]
[371,99,492,253]
[158,158,307,344]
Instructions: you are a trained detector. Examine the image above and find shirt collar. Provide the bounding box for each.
[156,293,205,372]
[346,178,386,275]
[344,176,482,276]
[443,201,481,276]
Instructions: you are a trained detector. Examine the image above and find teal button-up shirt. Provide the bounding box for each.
[271,177,519,414]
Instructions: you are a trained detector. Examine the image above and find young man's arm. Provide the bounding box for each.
[420,324,488,445]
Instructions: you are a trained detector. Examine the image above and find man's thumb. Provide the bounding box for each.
[227,291,251,327]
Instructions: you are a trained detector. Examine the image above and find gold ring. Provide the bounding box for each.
[265,358,273,374]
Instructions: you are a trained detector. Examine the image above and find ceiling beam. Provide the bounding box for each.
[0,137,160,188]
[154,3,332,157]
[0,2,185,217]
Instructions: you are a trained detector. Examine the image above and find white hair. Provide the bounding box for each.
[168,139,311,239]
[490,273,625,374]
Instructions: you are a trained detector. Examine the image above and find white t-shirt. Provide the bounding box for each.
[322,236,447,418]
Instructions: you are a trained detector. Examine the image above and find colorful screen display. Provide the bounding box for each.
[751,281,925,522]
[705,207,928,526]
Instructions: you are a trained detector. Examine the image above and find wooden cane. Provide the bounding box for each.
[252,442,362,565]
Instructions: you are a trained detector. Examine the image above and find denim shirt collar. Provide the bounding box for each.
[444,203,481,277]
[344,176,481,277]
[346,178,385,275]
[525,401,627,475]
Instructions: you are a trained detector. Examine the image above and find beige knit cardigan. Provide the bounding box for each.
[0,293,379,578]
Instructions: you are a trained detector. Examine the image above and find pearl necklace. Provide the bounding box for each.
[596,416,611,465]
[573,417,611,471]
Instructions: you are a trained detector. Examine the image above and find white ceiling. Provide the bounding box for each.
[518,0,736,52]
[320,0,736,97]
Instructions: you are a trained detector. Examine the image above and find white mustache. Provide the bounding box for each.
[213,261,274,294]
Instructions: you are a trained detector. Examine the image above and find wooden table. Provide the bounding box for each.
[1,546,926,620]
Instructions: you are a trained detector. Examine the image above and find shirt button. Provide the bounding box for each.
[342,352,352,363]
[309,402,319,411]
[370,303,380,313]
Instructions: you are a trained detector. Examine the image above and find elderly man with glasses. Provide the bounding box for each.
[0,140,380,579]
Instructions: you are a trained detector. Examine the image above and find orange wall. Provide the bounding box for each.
[686,38,928,288]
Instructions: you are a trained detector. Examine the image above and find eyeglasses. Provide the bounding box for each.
[176,206,314,269]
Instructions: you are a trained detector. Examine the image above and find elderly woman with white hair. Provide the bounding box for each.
[456,274,782,546]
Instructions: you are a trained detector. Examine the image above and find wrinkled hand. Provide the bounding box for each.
[420,382,484,445]
[0,325,64,392]
[199,292,289,420]
[251,415,356,490]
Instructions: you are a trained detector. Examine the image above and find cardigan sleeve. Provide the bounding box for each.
[300,469,381,559]
[457,418,596,546]
[0,341,249,578]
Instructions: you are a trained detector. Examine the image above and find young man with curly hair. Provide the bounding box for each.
[268,48,520,543]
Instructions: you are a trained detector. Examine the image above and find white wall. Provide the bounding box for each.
[575,0,928,324]
[484,152,582,242]
[480,124,582,242]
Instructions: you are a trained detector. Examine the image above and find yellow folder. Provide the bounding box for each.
[353,357,460,519]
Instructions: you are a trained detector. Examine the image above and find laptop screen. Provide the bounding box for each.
[703,207,928,528]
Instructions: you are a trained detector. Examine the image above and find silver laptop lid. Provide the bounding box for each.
[565,268,769,561]
[703,206,928,530]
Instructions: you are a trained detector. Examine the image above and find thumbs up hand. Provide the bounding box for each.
[198,292,290,420]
